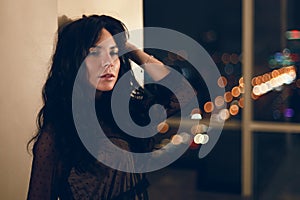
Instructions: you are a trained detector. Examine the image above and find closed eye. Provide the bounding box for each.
[110,47,119,57]
[89,46,102,56]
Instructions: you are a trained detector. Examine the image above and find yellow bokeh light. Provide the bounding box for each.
[171,134,183,145]
[252,85,261,96]
[194,133,209,144]
[219,109,230,120]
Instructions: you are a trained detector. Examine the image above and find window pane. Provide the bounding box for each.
[144,0,242,121]
[253,0,300,122]
[253,132,300,199]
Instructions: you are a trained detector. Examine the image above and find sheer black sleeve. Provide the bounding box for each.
[27,130,59,200]
[154,70,196,117]
[129,68,197,132]
[128,69,197,152]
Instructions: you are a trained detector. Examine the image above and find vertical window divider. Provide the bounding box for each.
[242,0,254,197]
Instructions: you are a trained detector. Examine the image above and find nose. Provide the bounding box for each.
[102,51,114,68]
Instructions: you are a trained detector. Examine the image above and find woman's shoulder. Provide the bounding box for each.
[32,124,57,155]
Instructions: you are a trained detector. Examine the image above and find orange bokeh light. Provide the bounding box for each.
[157,121,169,134]
[231,86,241,97]
[221,53,230,64]
[190,108,201,115]
[239,77,244,85]
[230,53,239,64]
[262,74,271,82]
[224,91,233,103]
[217,76,228,88]
[204,101,214,113]
[251,77,257,86]
[238,97,244,108]
[271,69,280,78]
[229,104,239,116]
[251,92,259,100]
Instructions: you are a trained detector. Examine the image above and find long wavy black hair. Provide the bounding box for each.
[28,15,134,163]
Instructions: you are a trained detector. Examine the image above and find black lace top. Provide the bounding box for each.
[27,71,195,200]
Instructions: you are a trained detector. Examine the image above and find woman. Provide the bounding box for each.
[27,14,192,200]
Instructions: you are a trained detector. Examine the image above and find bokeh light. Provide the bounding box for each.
[224,91,233,103]
[191,124,208,135]
[230,53,239,64]
[157,121,169,134]
[229,104,239,116]
[191,108,201,115]
[171,134,183,145]
[194,133,209,144]
[214,96,225,108]
[179,132,191,144]
[217,76,228,88]
[204,101,214,113]
[221,53,230,64]
[219,108,230,120]
[238,97,244,108]
[191,113,202,120]
[231,86,241,97]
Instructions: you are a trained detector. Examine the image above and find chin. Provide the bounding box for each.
[96,85,114,91]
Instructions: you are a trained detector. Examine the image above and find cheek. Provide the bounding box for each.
[85,61,100,87]
[114,60,121,76]
[85,60,95,76]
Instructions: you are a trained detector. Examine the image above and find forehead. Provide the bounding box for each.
[95,28,116,46]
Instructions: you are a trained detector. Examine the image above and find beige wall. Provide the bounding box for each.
[0,0,143,199]
[58,0,144,31]
[0,0,58,199]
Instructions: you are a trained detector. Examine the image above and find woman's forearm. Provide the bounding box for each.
[126,42,170,81]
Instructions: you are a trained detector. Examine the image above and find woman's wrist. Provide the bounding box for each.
[125,42,162,65]
[125,42,169,81]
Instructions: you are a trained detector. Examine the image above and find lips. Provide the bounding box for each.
[100,74,114,78]
[99,73,115,80]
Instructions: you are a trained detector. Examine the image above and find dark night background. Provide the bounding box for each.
[143,0,300,199]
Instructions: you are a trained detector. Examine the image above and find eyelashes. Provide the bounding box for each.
[89,46,119,58]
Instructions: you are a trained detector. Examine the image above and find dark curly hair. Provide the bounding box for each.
[27,15,134,163]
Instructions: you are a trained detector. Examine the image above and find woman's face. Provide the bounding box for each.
[85,28,121,91]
